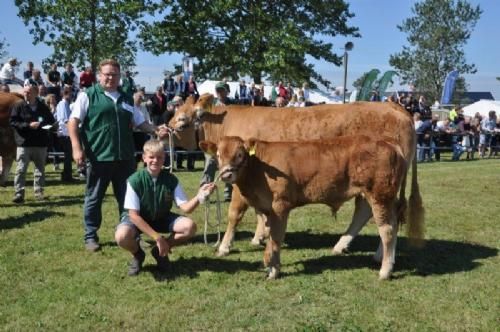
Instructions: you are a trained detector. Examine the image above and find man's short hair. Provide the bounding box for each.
[99,59,120,71]
[143,139,165,155]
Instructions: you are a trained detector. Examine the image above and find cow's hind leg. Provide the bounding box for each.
[372,202,398,280]
[332,196,372,255]
[217,187,249,256]
[250,212,269,246]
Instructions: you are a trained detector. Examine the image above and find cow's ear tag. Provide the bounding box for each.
[248,146,256,156]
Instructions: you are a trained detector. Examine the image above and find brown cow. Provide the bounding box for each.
[170,93,424,256]
[0,92,23,186]
[201,135,414,280]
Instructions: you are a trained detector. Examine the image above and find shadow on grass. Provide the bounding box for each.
[208,230,497,278]
[0,209,64,230]
[143,256,262,282]
[289,233,498,278]
[1,195,83,209]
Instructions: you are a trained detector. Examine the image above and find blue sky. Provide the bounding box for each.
[1,0,498,99]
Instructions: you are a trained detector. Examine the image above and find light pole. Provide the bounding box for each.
[342,42,354,104]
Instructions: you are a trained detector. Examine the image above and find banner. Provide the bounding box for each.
[440,70,459,105]
[357,69,380,101]
[377,70,397,97]
[183,57,193,81]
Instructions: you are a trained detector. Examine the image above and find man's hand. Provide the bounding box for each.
[29,121,41,129]
[156,124,170,139]
[72,146,86,167]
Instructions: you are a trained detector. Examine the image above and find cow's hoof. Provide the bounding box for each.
[216,245,230,257]
[266,267,280,280]
[331,246,349,255]
[378,269,392,280]
[250,238,265,246]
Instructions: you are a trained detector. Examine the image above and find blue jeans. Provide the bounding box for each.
[83,159,135,242]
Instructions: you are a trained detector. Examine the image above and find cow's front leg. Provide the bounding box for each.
[250,212,269,246]
[264,211,289,280]
[217,187,248,256]
[0,156,14,187]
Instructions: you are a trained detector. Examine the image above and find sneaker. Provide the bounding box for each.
[84,239,101,252]
[128,248,146,276]
[12,194,24,204]
[151,246,170,272]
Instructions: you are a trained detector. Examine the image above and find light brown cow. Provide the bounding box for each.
[170,93,424,256]
[0,92,23,186]
[201,135,415,280]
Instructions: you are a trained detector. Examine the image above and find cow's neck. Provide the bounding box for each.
[200,109,227,142]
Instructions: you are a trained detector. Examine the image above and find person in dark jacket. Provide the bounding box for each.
[9,78,57,203]
[149,86,167,126]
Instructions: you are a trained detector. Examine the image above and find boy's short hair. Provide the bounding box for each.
[143,139,165,155]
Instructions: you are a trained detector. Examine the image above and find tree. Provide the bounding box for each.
[389,0,481,102]
[15,0,150,72]
[0,33,9,61]
[140,1,360,88]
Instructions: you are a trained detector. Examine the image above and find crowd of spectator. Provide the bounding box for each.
[411,99,499,162]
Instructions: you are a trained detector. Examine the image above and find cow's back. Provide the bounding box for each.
[205,102,415,162]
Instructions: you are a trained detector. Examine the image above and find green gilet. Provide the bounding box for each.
[81,84,135,161]
[127,169,179,224]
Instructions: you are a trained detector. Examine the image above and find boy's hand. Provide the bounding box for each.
[197,183,216,203]
[157,236,171,257]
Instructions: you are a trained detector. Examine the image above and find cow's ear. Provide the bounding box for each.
[195,93,214,114]
[199,140,217,156]
[244,138,258,156]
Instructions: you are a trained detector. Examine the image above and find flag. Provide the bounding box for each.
[357,69,380,101]
[440,70,459,105]
[377,70,397,97]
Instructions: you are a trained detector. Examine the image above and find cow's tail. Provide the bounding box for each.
[407,156,425,248]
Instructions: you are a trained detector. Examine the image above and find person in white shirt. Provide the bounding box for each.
[0,58,22,85]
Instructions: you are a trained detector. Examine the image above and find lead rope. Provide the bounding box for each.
[203,186,222,246]
[203,171,226,246]
[160,128,175,173]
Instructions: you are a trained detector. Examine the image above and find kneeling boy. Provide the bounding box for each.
[115,139,215,276]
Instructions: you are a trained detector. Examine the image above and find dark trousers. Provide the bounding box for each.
[59,136,73,180]
[83,159,135,242]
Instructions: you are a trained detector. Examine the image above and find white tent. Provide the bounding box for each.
[462,99,500,117]
[197,80,341,104]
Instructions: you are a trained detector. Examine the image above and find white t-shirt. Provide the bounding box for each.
[124,179,188,212]
[0,63,15,80]
[70,90,145,126]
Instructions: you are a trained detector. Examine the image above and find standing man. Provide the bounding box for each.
[162,72,175,102]
[121,70,136,100]
[10,78,56,203]
[68,59,168,252]
[47,63,62,102]
[55,87,74,182]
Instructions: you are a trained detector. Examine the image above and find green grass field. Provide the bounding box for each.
[0,159,498,331]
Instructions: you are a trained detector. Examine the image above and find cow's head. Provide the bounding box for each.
[200,136,256,183]
[168,93,215,132]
